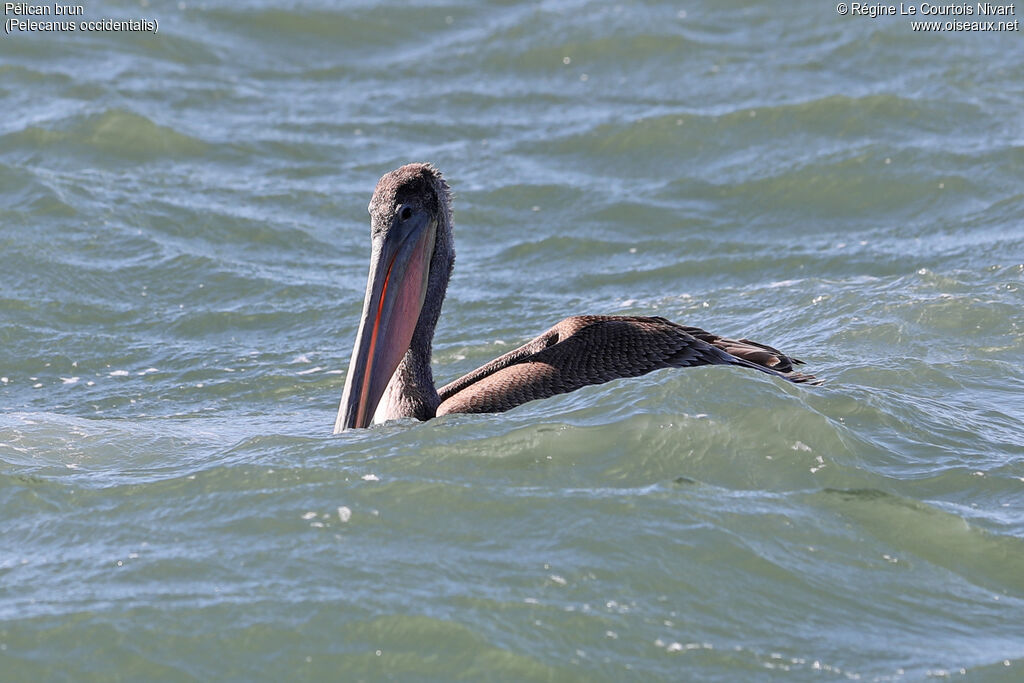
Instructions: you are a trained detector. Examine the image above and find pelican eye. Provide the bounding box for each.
[399,206,413,221]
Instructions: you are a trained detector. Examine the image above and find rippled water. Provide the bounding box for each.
[2,1,1023,680]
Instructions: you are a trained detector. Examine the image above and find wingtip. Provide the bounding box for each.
[787,372,822,386]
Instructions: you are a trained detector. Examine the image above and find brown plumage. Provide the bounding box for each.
[335,164,817,432]
[437,316,815,416]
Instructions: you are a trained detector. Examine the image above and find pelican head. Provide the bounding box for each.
[335,164,453,432]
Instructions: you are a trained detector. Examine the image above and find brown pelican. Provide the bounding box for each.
[335,163,816,432]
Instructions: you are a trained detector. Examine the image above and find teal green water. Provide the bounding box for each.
[2,1,1023,680]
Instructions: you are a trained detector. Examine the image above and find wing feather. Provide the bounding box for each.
[436,315,816,417]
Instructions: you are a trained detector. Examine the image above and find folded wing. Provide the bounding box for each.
[436,315,816,416]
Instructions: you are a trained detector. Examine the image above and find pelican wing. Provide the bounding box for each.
[436,315,815,417]
[674,325,809,374]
